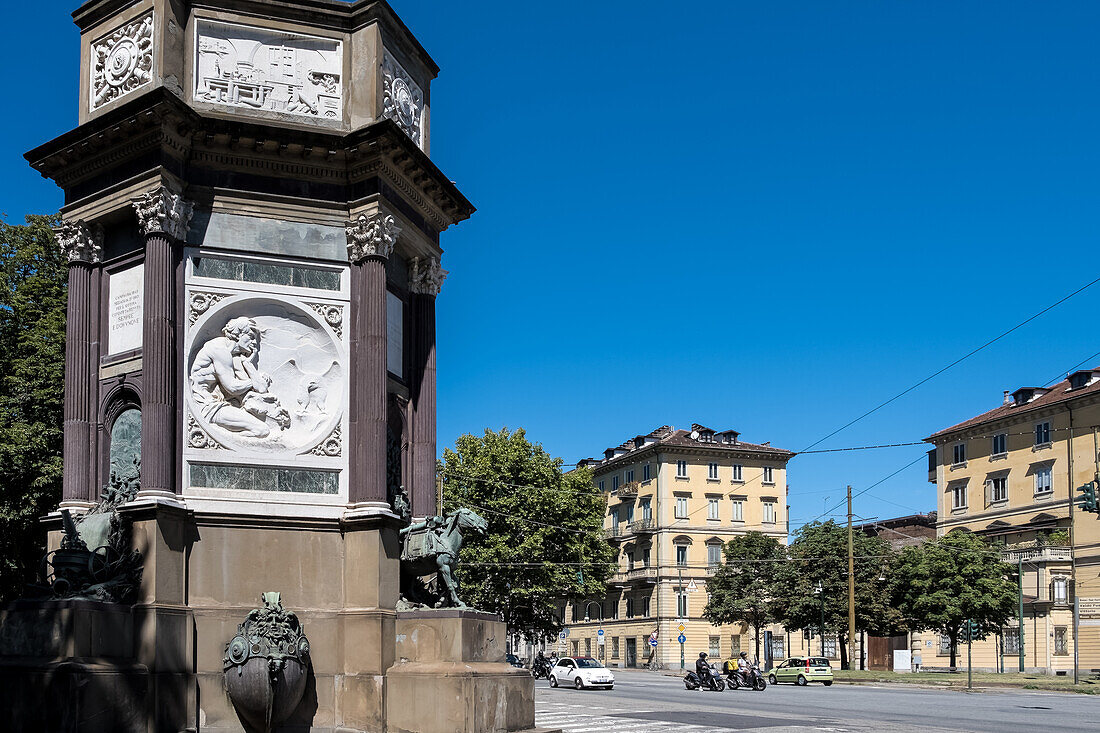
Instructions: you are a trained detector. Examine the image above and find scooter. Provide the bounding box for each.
[684,663,726,691]
[725,660,767,691]
[531,656,552,680]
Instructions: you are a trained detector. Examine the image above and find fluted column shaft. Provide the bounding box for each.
[139,232,178,495]
[62,261,94,504]
[350,255,389,506]
[410,292,437,516]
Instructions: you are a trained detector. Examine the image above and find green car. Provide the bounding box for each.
[768,657,834,686]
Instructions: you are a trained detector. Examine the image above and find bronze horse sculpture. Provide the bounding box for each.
[398,507,488,608]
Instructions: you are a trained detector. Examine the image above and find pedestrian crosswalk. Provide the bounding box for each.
[536,701,783,733]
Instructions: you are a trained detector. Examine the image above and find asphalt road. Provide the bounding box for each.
[534,669,1099,733]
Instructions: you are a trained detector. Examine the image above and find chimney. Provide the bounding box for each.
[1003,391,1011,406]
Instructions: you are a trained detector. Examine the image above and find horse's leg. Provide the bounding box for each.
[437,555,462,607]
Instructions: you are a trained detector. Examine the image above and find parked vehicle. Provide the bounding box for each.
[725,659,767,691]
[547,656,615,690]
[684,663,726,691]
[768,657,834,686]
[531,655,553,680]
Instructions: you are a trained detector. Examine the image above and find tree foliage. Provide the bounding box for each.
[702,531,783,661]
[440,427,616,642]
[0,215,66,603]
[771,521,900,669]
[891,530,1017,667]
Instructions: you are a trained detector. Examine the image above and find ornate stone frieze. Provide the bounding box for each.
[408,257,447,296]
[186,414,224,450]
[91,13,154,110]
[309,425,342,458]
[54,220,104,264]
[188,291,230,326]
[133,186,194,241]
[382,50,424,147]
[346,213,400,263]
[195,20,343,120]
[307,303,344,338]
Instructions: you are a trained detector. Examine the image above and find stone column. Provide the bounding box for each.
[408,257,446,518]
[55,221,103,508]
[346,212,400,514]
[132,186,193,502]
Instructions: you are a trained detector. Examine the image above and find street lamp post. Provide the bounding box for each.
[583,600,605,661]
[814,582,825,658]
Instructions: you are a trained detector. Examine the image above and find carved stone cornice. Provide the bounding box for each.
[133,186,194,241]
[408,256,447,296]
[346,212,400,263]
[54,220,104,265]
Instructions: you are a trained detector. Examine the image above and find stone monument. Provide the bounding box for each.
[0,2,544,731]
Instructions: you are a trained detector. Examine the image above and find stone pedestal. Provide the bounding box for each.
[386,610,548,733]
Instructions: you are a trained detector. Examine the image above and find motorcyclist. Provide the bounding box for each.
[695,652,712,686]
[736,651,751,686]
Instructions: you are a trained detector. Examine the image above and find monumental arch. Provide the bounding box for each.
[1,1,540,731]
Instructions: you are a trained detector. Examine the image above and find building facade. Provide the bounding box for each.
[925,370,1100,674]
[562,424,816,669]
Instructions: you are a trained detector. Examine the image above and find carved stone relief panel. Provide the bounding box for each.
[382,49,424,148]
[92,12,154,110]
[185,296,345,458]
[194,20,343,120]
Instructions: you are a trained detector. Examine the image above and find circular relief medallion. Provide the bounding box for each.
[391,77,418,128]
[105,39,139,88]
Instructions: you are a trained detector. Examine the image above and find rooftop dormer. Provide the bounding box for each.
[1010,387,1049,406]
[1068,370,1099,390]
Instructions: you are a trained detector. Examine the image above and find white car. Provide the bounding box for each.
[548,656,615,690]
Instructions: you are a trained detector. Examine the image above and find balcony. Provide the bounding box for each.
[617,481,640,498]
[603,525,627,541]
[1001,546,1072,564]
[706,564,721,576]
[629,518,656,534]
[626,566,658,583]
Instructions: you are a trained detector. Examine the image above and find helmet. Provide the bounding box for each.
[739,651,748,658]
[699,652,707,658]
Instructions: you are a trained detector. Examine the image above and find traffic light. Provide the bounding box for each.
[1076,481,1099,514]
[965,620,981,643]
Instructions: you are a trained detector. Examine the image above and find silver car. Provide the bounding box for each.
[548,656,615,690]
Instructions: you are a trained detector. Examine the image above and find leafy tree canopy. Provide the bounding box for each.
[0,214,65,602]
[440,427,616,642]
[702,531,783,661]
[892,529,1017,667]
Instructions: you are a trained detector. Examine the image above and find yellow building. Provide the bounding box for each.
[562,424,818,669]
[924,370,1100,675]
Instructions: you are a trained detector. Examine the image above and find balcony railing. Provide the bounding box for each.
[629,518,655,534]
[603,526,626,540]
[627,566,658,582]
[617,481,640,498]
[1001,546,1072,563]
[706,564,721,576]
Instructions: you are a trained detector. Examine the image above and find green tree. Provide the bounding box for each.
[702,531,782,662]
[772,521,900,669]
[440,428,616,643]
[892,530,1017,668]
[0,215,66,603]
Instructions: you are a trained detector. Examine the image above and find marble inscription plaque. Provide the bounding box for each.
[108,265,144,354]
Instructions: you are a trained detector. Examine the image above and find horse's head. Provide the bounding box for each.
[453,507,488,536]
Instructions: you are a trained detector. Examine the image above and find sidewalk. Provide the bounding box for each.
[830,669,1100,694]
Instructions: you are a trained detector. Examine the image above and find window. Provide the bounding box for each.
[677,460,688,478]
[953,443,967,465]
[675,496,688,518]
[989,476,1008,503]
[939,635,951,655]
[731,499,744,522]
[729,635,741,655]
[763,466,774,484]
[610,598,619,619]
[643,463,651,481]
[823,635,838,659]
[709,636,721,657]
[732,464,743,481]
[951,484,967,510]
[1035,422,1051,446]
[707,544,722,568]
[626,469,635,483]
[1052,577,1068,605]
[640,498,652,521]
[708,463,719,480]
[612,475,620,491]
[1034,466,1053,495]
[641,596,650,617]
[676,545,688,566]
[626,550,635,571]
[762,501,776,524]
[598,480,605,493]
[992,433,1007,456]
[624,502,635,524]
[572,640,578,656]
[611,507,619,529]
[771,636,785,660]
[708,498,719,520]
[612,636,620,658]
[677,592,688,618]
[1054,627,1068,656]
[625,597,635,618]
[1003,628,1020,655]
[585,638,591,656]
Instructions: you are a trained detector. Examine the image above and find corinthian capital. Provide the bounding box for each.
[54,220,104,264]
[346,212,400,263]
[132,186,194,241]
[409,256,447,296]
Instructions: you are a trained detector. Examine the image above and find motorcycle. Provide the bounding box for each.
[684,663,726,691]
[531,656,552,680]
[725,660,767,691]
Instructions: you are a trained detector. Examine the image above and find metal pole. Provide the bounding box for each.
[820,590,826,658]
[678,565,684,671]
[967,621,973,690]
[1067,407,1077,685]
[847,485,856,671]
[1018,558,1025,672]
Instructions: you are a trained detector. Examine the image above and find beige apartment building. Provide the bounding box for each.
[924,369,1100,674]
[560,424,819,669]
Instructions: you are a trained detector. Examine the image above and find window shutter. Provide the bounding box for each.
[983,479,992,508]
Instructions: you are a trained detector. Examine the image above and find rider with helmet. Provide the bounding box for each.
[696,652,712,686]
[736,651,751,686]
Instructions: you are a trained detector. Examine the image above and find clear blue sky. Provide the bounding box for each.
[5,2,1099,529]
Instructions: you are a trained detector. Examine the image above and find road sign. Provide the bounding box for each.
[649,638,658,647]
[598,636,605,645]
[597,629,604,636]
[677,623,686,634]
[686,579,698,593]
[559,629,569,639]
[677,634,686,644]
